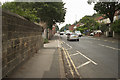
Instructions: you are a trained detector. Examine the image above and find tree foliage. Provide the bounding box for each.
[79,16,100,31]
[76,26,88,33]
[60,24,71,32]
[2,2,39,22]
[2,2,66,29]
[94,2,120,23]
[111,19,120,34]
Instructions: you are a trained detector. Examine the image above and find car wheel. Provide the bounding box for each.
[79,35,81,37]
[77,39,79,41]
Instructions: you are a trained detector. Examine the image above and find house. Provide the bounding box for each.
[68,25,75,31]
[96,10,120,24]
[114,10,120,21]
[95,10,120,37]
[52,25,56,34]
[39,21,47,39]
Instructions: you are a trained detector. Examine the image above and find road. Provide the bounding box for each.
[59,34,119,78]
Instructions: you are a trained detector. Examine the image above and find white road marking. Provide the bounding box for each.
[63,41,65,43]
[111,41,115,43]
[87,41,93,43]
[60,41,72,50]
[60,41,65,44]
[65,48,81,78]
[70,52,79,57]
[66,43,72,49]
[104,40,107,41]
[76,51,98,65]
[77,61,91,69]
[92,38,95,39]
[98,44,120,51]
[58,40,61,48]
[57,40,60,47]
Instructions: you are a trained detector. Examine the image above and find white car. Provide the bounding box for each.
[90,32,94,36]
[67,33,79,41]
[60,32,64,35]
[66,30,71,35]
[75,31,82,37]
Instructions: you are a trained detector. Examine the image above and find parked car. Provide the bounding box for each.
[66,30,71,35]
[67,33,79,41]
[75,31,82,37]
[60,32,64,35]
[90,32,94,36]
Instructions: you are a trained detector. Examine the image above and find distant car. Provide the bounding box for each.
[90,32,94,36]
[66,30,71,35]
[60,32,64,35]
[75,31,82,37]
[67,33,79,41]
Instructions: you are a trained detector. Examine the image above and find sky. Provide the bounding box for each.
[58,0,95,29]
[0,0,14,4]
[0,0,95,29]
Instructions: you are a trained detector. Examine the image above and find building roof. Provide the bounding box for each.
[96,10,120,21]
[114,10,120,16]
[95,16,104,21]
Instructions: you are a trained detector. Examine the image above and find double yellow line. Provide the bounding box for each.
[62,47,81,78]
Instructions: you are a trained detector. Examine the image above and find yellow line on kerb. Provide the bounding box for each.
[62,47,81,78]
[65,49,81,78]
[62,47,74,78]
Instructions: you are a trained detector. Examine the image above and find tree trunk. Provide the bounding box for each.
[46,27,48,39]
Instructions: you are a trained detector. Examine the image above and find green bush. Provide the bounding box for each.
[111,19,120,34]
[44,38,49,44]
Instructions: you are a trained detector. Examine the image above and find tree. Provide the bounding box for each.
[94,2,120,23]
[111,19,120,34]
[0,2,1,6]
[2,2,66,29]
[79,16,100,30]
[60,26,65,32]
[55,24,59,31]
[2,2,66,39]
[2,2,40,22]
[33,2,66,29]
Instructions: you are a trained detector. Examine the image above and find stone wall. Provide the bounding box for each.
[2,10,43,77]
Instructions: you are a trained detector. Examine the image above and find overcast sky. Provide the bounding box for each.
[1,0,95,29]
[58,0,95,29]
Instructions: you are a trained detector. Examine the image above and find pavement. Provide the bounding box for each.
[7,34,65,78]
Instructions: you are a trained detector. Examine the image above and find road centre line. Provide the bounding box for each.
[77,61,91,69]
[98,44,120,51]
[76,51,98,65]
